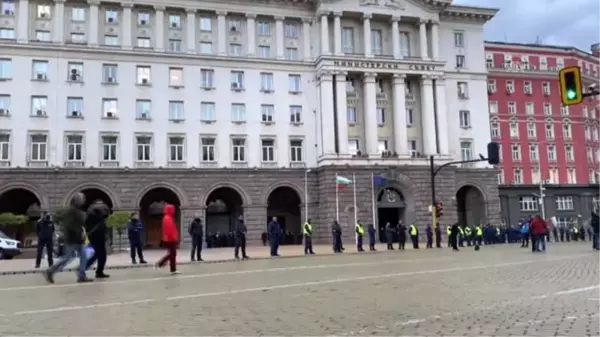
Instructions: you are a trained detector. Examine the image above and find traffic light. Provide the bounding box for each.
[487,142,500,165]
[559,66,583,106]
[435,201,444,218]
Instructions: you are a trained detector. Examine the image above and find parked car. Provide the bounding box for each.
[0,230,22,260]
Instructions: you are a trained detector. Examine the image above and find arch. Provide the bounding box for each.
[455,184,487,226]
[134,182,188,208]
[0,183,48,210]
[526,117,536,123]
[266,186,302,245]
[204,186,245,240]
[62,182,121,209]
[138,186,183,247]
[562,117,572,124]
[490,116,499,123]
[261,181,305,205]
[201,182,251,206]
[376,187,407,243]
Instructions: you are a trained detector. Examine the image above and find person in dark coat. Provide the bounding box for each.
[426,224,433,248]
[450,222,460,251]
[434,222,442,248]
[591,210,599,250]
[234,215,249,259]
[35,212,55,268]
[367,224,376,251]
[188,215,204,261]
[127,212,146,264]
[385,222,394,250]
[84,200,111,278]
[331,220,343,253]
[398,223,407,250]
[268,217,282,257]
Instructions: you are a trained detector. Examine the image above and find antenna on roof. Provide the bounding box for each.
[503,32,507,42]
[534,36,543,45]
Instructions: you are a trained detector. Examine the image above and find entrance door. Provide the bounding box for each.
[376,188,406,243]
[378,208,401,242]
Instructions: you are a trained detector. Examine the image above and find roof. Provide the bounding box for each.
[485,41,599,61]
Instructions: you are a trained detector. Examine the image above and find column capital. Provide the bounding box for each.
[363,72,377,82]
[246,13,257,19]
[391,16,401,23]
[333,11,343,17]
[363,13,372,20]
[301,17,312,24]
[185,8,196,14]
[53,0,66,3]
[393,74,406,83]
[429,19,439,25]
[274,15,285,21]
[317,70,334,81]
[419,19,427,25]
[333,71,348,77]
[318,10,330,17]
[421,76,433,85]
[216,11,227,16]
[153,5,165,11]
[121,3,133,9]
[86,0,100,6]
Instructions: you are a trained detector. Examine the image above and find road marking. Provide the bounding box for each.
[0,257,448,292]
[2,254,590,317]
[531,285,600,299]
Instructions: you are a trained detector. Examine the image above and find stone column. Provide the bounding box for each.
[434,77,449,155]
[275,16,284,59]
[186,9,196,53]
[333,12,342,55]
[391,16,400,59]
[51,0,65,44]
[431,20,439,59]
[363,13,372,57]
[419,19,428,59]
[122,3,132,49]
[246,14,256,56]
[17,0,29,43]
[217,11,227,55]
[154,6,165,51]
[335,72,349,155]
[363,73,378,156]
[420,76,437,155]
[319,72,336,155]
[87,0,99,47]
[302,18,311,61]
[319,12,330,55]
[392,74,408,156]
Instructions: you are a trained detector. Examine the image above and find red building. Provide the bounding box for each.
[485,41,599,225]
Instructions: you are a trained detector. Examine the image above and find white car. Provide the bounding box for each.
[0,230,22,260]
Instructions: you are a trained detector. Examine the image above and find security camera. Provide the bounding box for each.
[589,83,598,91]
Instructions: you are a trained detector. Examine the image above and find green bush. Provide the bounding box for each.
[0,213,28,226]
[107,211,130,233]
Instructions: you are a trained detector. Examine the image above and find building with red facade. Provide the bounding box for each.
[485,41,599,226]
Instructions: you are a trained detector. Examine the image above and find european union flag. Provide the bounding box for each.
[373,175,387,187]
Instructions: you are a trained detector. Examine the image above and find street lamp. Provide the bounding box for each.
[304,168,311,222]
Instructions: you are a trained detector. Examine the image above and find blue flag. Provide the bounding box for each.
[373,175,387,187]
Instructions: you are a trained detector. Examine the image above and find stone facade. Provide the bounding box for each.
[0,165,500,245]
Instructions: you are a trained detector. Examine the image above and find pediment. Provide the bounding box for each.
[319,0,438,19]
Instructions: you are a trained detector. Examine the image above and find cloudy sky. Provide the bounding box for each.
[452,0,600,52]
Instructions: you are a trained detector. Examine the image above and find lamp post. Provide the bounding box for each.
[304,168,311,222]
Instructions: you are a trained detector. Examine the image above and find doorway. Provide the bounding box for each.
[376,188,406,243]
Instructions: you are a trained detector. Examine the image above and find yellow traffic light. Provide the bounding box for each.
[559,66,583,106]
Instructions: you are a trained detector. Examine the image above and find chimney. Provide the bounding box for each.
[592,43,600,57]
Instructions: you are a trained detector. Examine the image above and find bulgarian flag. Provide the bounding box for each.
[336,175,352,189]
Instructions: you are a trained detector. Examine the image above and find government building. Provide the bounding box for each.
[0,0,500,246]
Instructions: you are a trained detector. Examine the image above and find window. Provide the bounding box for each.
[168,136,185,162]
[137,37,151,48]
[231,103,245,122]
[261,104,274,122]
[284,23,298,38]
[67,62,83,81]
[0,28,15,39]
[563,124,572,139]
[0,94,9,114]
[527,122,536,138]
[169,14,181,28]
[511,144,521,161]
[258,45,270,58]
[587,147,594,162]
[200,42,212,54]
[513,169,523,184]
[549,168,559,184]
[519,196,538,211]
[102,99,118,118]
[539,56,547,70]
[399,31,410,57]
[35,30,51,42]
[137,12,150,25]
[104,35,119,46]
[32,60,49,80]
[136,99,151,119]
[31,96,47,116]
[67,97,83,117]
[525,102,534,115]
[406,108,414,126]
[567,168,576,184]
[594,127,599,140]
[231,71,245,90]
[565,145,574,161]
[508,101,516,114]
[487,80,496,93]
[229,43,241,56]
[349,139,360,155]
[169,101,184,120]
[342,27,354,53]
[261,139,275,162]
[457,82,468,98]
[347,107,357,123]
[201,137,216,162]
[70,32,85,43]
[545,123,554,138]
[490,121,499,137]
[506,80,514,93]
[290,139,303,162]
[201,69,214,88]
[169,67,183,87]
[489,101,498,114]
[509,122,518,138]
[289,105,302,123]
[136,135,152,162]
[199,17,212,31]
[66,135,83,161]
[542,82,550,95]
[371,29,382,55]
[498,169,504,184]
[585,126,591,140]
[288,74,301,92]
[0,134,9,161]
[459,110,470,128]
[1,1,15,15]
[258,21,270,36]
[378,140,388,154]
[201,102,215,121]
[376,108,385,125]
[0,59,11,79]
[529,144,539,161]
[260,72,273,91]
[556,58,564,69]
[105,9,118,23]
[30,134,47,161]
[229,19,242,32]
[547,145,556,161]
[455,55,465,68]
[486,54,493,68]
[531,168,540,185]
[523,81,532,94]
[232,138,246,162]
[453,31,464,47]
[543,103,552,116]
[561,105,569,116]
[101,135,118,162]
[460,141,472,161]
[136,66,151,84]
[71,7,85,21]
[556,196,573,211]
[37,4,51,18]
[408,140,417,157]
[168,39,182,52]
[589,170,598,184]
[284,47,298,60]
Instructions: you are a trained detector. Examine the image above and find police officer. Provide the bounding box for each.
[385,222,395,250]
[188,215,204,262]
[435,222,442,248]
[450,222,460,251]
[425,224,433,248]
[446,225,452,247]
[367,224,376,251]
[464,226,472,246]
[127,212,146,264]
[355,221,365,252]
[475,224,483,246]
[303,219,314,255]
[234,215,249,259]
[409,223,419,249]
[559,222,566,242]
[457,225,465,247]
[268,217,281,257]
[35,212,55,268]
[398,223,406,250]
[331,220,343,253]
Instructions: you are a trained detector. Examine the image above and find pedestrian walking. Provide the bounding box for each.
[591,210,599,250]
[234,215,249,259]
[154,204,179,274]
[303,219,315,254]
[35,212,54,268]
[268,217,281,257]
[530,215,546,252]
[84,200,111,278]
[44,192,92,284]
[127,212,146,264]
[188,215,204,261]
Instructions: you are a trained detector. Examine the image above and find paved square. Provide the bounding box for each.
[0,243,598,336]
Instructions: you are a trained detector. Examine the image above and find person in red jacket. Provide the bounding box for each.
[529,215,547,253]
[155,204,180,274]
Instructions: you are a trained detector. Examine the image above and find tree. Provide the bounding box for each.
[0,213,28,227]
[106,211,130,251]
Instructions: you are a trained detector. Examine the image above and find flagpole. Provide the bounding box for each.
[353,173,357,244]
[371,172,376,232]
[335,172,339,222]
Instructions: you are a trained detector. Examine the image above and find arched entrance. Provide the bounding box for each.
[377,188,406,243]
[0,188,42,244]
[139,187,181,247]
[266,186,302,245]
[205,187,243,247]
[78,188,114,211]
[456,185,486,226]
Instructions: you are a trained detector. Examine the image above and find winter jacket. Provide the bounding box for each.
[61,206,87,245]
[84,207,108,244]
[188,218,204,237]
[162,204,179,243]
[268,220,281,238]
[235,219,247,238]
[36,217,55,240]
[127,219,143,242]
[530,217,547,235]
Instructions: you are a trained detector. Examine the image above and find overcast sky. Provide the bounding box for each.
[452,0,600,52]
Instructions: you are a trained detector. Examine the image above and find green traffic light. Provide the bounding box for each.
[567,90,576,100]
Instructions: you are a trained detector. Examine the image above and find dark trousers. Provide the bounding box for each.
[35,238,53,267]
[553,231,559,242]
[157,242,177,272]
[191,236,203,260]
[369,238,376,251]
[235,235,247,258]
[451,235,458,250]
[386,234,394,250]
[435,234,442,248]
[398,236,405,250]
[130,241,144,262]
[333,234,342,253]
[560,230,565,242]
[426,235,432,248]
[86,241,107,275]
[476,236,482,246]
[531,234,538,252]
[411,235,419,249]
[269,237,279,256]
[356,235,363,251]
[521,234,529,247]
[304,235,314,254]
